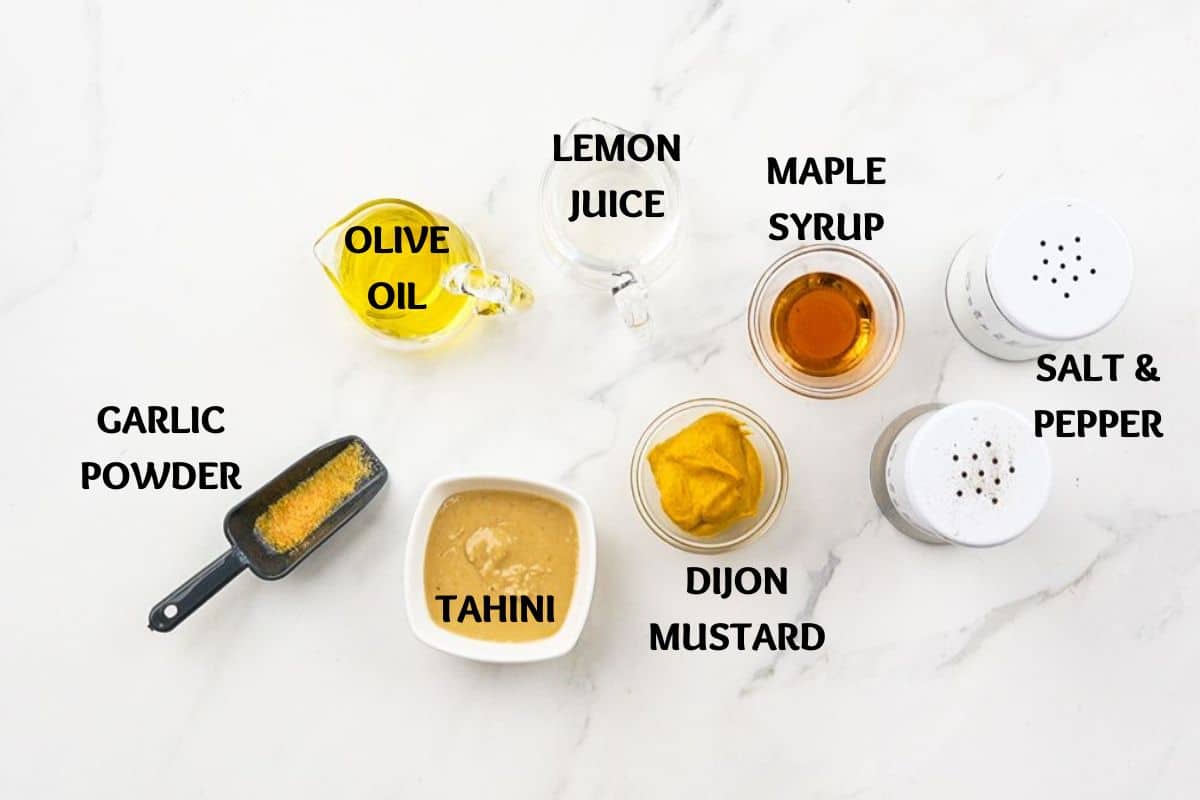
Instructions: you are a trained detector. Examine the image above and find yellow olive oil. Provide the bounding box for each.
[322,201,478,342]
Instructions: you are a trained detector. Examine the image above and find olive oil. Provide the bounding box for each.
[770,272,874,376]
[322,200,478,341]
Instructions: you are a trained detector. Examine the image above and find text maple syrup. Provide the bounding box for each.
[769,272,875,376]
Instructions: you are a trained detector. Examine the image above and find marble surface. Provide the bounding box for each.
[3,1,1198,797]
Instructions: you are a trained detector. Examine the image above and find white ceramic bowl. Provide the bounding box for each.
[404,475,597,663]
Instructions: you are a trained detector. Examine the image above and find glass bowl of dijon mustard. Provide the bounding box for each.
[631,398,789,554]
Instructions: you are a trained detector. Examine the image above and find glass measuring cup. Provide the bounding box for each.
[314,198,533,350]
[540,118,682,336]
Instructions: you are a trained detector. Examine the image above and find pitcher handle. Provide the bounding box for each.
[612,270,652,341]
[443,263,535,317]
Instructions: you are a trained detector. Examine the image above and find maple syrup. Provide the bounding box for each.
[769,272,875,376]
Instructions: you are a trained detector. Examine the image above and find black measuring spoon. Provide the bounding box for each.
[148,435,387,632]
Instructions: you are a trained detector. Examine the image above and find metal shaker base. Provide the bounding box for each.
[869,403,948,545]
[945,239,1041,362]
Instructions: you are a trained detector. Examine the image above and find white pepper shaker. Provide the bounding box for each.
[946,199,1133,361]
[869,401,1052,546]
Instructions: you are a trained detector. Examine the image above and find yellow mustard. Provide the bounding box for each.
[647,412,764,537]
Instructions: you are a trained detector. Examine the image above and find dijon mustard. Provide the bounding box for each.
[647,412,763,537]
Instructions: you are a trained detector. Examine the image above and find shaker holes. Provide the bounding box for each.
[950,439,1012,507]
[1033,237,1092,297]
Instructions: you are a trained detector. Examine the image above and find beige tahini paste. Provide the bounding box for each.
[424,489,578,642]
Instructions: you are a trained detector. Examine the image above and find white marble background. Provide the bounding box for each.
[2,1,1198,797]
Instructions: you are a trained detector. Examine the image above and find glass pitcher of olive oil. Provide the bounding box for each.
[314,198,533,349]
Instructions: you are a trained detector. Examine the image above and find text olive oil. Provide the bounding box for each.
[770,272,874,376]
[323,200,478,342]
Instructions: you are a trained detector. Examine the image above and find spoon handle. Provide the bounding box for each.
[148,548,248,632]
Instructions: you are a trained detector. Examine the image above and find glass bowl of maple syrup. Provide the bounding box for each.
[748,244,904,399]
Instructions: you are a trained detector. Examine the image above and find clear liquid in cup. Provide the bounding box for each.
[545,160,678,279]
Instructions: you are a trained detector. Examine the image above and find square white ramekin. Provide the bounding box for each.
[404,475,597,663]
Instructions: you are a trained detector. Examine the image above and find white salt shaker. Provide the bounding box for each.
[869,401,1052,547]
[945,199,1133,361]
